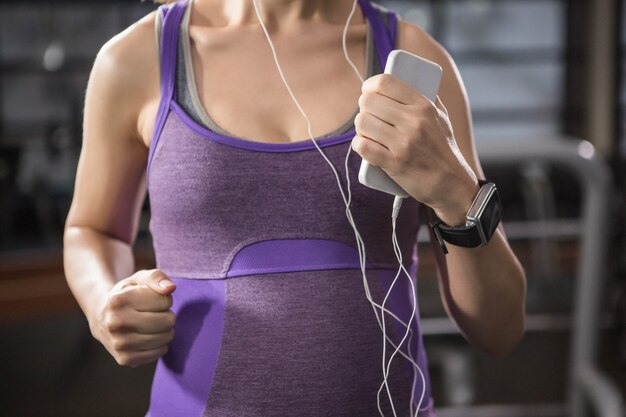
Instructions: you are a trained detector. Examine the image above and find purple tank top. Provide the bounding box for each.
[146,1,436,416]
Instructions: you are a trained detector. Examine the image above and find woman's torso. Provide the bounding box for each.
[144,1,435,416]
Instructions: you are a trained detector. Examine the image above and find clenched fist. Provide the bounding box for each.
[90,269,176,367]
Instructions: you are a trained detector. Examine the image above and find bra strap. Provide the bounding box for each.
[357,0,397,70]
[387,9,399,49]
[147,0,188,181]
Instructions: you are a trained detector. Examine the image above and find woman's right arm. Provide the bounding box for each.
[64,12,175,367]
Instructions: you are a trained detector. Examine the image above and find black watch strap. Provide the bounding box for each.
[434,221,484,247]
[430,180,502,254]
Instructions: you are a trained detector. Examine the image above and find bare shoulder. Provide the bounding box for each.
[396,20,464,91]
[87,10,161,145]
[396,21,448,63]
[93,10,159,97]
[72,10,162,240]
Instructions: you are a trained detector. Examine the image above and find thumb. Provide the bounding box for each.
[135,269,176,295]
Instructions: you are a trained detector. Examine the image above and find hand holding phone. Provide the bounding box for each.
[358,50,443,197]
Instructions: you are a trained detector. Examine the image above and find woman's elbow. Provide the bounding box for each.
[483,313,526,358]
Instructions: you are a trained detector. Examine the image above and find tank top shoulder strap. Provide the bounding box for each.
[147,0,188,180]
[357,0,399,70]
[157,0,187,102]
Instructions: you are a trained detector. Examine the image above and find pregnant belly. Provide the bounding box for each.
[146,270,427,417]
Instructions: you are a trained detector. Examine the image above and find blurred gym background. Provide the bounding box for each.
[1,0,625,416]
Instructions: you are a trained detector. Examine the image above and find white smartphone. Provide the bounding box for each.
[358,50,443,197]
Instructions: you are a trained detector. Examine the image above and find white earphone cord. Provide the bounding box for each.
[251,1,426,415]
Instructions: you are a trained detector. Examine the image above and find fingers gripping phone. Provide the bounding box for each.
[358,50,443,197]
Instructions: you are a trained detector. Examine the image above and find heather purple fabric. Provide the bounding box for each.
[203,269,434,417]
[149,107,421,279]
[146,1,436,416]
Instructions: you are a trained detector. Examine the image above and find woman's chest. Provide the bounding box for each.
[148,117,421,270]
[188,25,368,142]
[149,126,422,276]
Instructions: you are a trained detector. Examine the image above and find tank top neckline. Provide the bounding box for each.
[148,0,398,168]
[176,0,376,141]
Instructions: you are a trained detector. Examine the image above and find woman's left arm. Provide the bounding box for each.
[352,21,526,357]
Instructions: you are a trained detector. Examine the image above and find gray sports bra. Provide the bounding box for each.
[155,0,382,139]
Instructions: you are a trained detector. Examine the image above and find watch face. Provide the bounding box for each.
[467,183,498,223]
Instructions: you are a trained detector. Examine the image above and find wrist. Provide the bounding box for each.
[85,287,111,340]
[433,179,480,226]
[430,180,503,254]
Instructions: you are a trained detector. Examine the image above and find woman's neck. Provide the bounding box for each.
[193,0,362,30]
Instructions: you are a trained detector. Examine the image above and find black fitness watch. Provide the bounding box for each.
[430,180,502,254]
